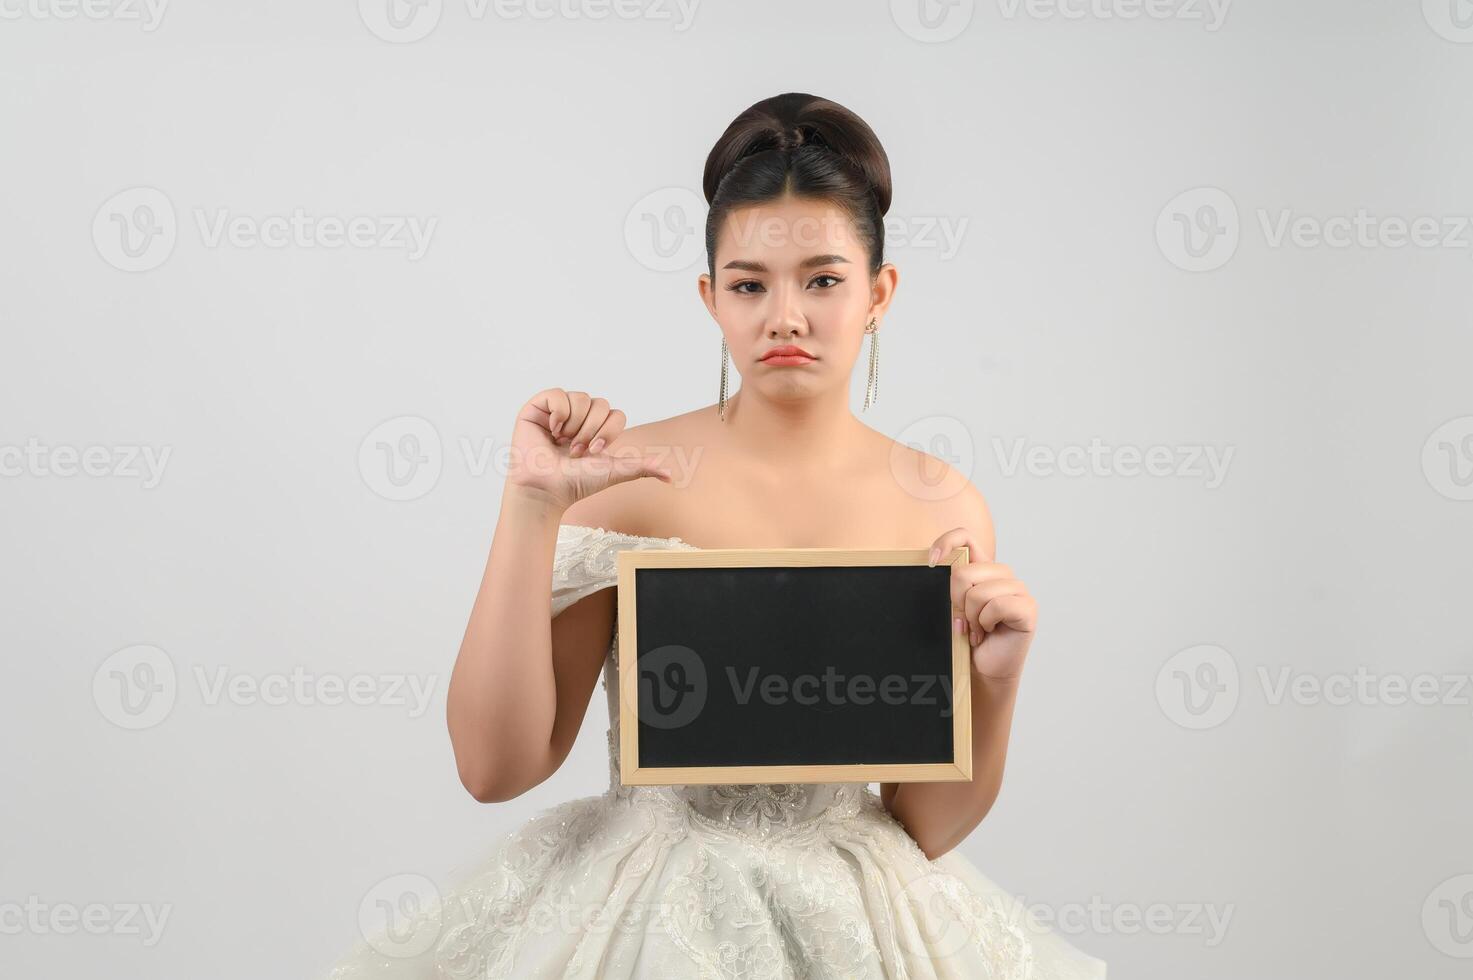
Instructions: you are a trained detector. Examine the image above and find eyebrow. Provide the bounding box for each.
[721,254,851,273]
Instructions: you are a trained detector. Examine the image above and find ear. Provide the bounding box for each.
[867,262,899,322]
[697,272,720,323]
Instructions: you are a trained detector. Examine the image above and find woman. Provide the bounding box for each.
[324,92,1106,979]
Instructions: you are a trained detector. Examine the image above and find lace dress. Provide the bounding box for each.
[322,524,1107,979]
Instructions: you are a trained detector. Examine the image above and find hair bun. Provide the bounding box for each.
[703,93,892,217]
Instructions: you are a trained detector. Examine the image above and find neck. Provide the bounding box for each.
[719,385,865,471]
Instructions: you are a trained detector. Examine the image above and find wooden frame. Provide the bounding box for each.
[616,545,972,786]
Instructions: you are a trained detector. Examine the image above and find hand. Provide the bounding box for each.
[506,388,672,511]
[928,527,1038,682]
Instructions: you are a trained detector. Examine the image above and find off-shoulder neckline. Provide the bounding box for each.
[559,523,697,548]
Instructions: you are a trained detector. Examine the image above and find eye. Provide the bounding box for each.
[727,280,764,294]
[809,274,844,288]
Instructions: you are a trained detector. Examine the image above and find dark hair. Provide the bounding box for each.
[702,92,892,280]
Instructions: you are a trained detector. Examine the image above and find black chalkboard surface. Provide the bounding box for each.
[616,545,973,786]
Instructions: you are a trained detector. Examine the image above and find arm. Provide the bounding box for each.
[446,486,613,802]
[882,485,1038,860]
[883,672,1021,860]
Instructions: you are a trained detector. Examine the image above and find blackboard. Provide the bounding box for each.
[616,545,973,786]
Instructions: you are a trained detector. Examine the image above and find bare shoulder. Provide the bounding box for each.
[558,410,700,537]
[882,434,996,561]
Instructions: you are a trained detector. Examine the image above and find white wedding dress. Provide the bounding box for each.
[322,524,1106,979]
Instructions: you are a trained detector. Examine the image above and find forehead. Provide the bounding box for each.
[713,196,865,266]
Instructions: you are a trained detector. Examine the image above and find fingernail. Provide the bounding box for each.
[928,548,939,567]
[953,617,963,634]
[589,438,604,453]
[571,443,584,457]
[970,632,980,646]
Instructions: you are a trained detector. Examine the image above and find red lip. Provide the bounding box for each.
[760,345,816,361]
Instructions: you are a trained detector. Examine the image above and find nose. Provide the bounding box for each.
[767,284,807,340]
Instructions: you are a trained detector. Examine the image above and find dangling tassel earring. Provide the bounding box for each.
[718,336,730,421]
[862,317,879,411]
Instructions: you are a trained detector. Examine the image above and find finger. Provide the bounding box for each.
[604,450,673,486]
[537,388,572,439]
[567,398,610,457]
[962,578,1027,630]
[927,525,991,568]
[977,594,1037,634]
[948,561,1017,612]
[588,409,627,455]
[559,391,591,443]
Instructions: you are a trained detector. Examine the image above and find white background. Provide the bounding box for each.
[2,1,1471,977]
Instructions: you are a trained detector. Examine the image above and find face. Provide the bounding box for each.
[699,195,897,405]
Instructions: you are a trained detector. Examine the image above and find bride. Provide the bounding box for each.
[322,91,1107,979]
